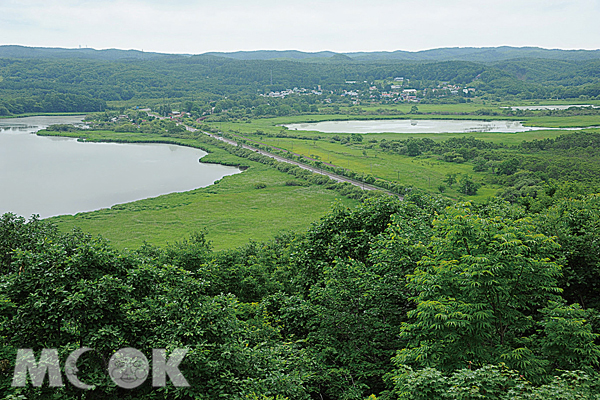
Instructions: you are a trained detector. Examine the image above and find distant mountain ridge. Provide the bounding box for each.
[0,45,176,61]
[203,50,339,61]
[1,45,600,63]
[210,47,600,62]
[347,47,600,62]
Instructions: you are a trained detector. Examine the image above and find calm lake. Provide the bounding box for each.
[504,105,599,111]
[284,119,553,134]
[0,116,240,218]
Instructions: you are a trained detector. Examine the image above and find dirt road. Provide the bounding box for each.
[147,112,395,195]
[184,125,393,193]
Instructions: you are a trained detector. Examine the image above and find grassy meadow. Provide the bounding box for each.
[43,101,599,249]
[231,134,501,201]
[41,128,358,250]
[215,103,599,201]
[50,161,357,251]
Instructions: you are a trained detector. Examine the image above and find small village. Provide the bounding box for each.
[260,77,476,104]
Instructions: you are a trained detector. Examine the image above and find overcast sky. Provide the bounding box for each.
[2,0,599,54]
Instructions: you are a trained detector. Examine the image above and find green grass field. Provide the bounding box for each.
[41,128,358,250]
[50,162,357,251]
[215,110,599,201]
[521,116,600,128]
[40,103,600,250]
[215,108,599,141]
[359,130,568,145]
[229,132,501,201]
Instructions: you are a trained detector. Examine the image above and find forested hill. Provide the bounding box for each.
[2,46,600,115]
[3,45,600,63]
[349,46,600,62]
[198,46,600,62]
[0,45,179,61]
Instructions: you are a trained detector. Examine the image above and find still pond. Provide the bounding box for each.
[284,119,555,134]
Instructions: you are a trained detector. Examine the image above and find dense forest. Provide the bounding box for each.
[2,49,600,116]
[2,192,600,399]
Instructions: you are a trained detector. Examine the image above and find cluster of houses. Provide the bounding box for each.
[166,111,193,122]
[261,87,322,98]
[256,77,478,105]
[425,82,476,96]
[368,78,476,103]
[371,87,419,102]
[110,115,130,123]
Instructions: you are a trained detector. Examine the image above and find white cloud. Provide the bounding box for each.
[0,0,598,52]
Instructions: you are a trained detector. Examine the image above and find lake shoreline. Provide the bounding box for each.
[1,116,241,219]
[0,112,88,120]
